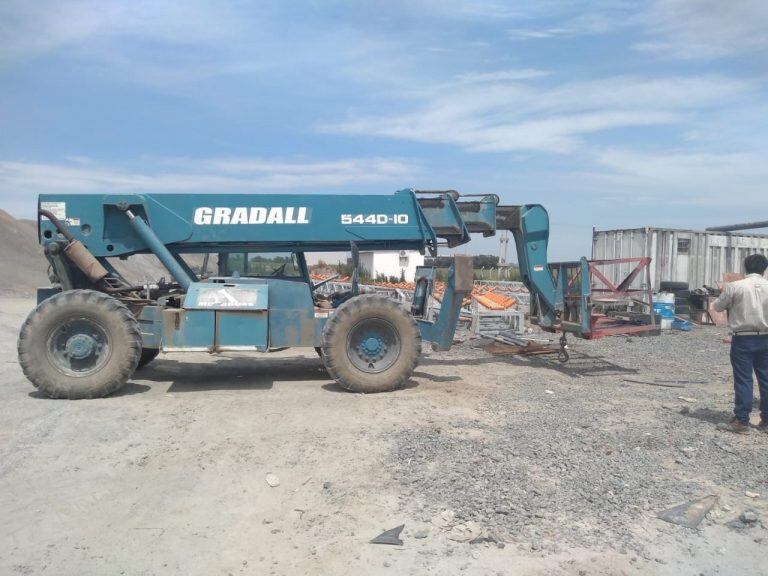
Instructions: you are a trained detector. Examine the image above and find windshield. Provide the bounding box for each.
[221,252,303,278]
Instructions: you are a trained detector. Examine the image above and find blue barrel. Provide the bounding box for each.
[652,300,675,319]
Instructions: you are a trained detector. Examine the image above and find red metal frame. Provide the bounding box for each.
[585,257,656,339]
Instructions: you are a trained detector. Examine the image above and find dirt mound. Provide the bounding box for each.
[0,209,49,296]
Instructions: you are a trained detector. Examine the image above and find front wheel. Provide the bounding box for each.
[17,290,141,399]
[321,295,421,393]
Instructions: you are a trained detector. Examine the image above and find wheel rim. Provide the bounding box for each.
[46,317,111,377]
[345,317,401,373]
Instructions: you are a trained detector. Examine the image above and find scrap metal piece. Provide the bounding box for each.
[712,440,738,455]
[658,495,717,528]
[485,342,557,356]
[370,524,404,545]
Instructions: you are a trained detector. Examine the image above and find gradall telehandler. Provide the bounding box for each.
[18,189,596,398]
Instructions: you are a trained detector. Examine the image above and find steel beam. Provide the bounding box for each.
[706,220,768,232]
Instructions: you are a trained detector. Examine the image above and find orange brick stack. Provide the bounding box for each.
[472,290,517,310]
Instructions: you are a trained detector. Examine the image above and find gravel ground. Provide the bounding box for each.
[3,295,767,575]
[393,328,768,570]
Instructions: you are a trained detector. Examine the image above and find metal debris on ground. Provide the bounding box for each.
[485,341,559,357]
[484,330,552,346]
[484,332,559,358]
[370,524,405,546]
[623,379,686,388]
[658,495,718,528]
[712,440,738,454]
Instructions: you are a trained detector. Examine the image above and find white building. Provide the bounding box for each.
[592,227,768,291]
[359,250,424,282]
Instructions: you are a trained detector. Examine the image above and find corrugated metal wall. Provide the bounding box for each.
[592,228,768,291]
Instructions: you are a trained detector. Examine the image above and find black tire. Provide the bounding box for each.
[659,281,688,292]
[321,294,421,393]
[136,348,160,370]
[17,290,141,399]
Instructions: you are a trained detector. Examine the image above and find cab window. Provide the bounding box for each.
[221,252,303,278]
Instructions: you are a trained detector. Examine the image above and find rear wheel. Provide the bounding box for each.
[321,295,421,393]
[17,290,141,399]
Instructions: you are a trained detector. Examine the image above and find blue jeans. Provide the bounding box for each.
[731,335,768,423]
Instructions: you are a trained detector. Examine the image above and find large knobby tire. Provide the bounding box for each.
[136,348,160,370]
[17,290,141,399]
[321,294,421,393]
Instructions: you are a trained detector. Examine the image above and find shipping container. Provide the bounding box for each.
[592,227,768,291]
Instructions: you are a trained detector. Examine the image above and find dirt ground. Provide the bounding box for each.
[1,296,767,576]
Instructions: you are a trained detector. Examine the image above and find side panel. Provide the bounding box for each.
[162,309,215,351]
[217,311,268,351]
[266,279,324,348]
[184,281,270,351]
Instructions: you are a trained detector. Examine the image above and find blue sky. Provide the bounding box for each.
[1,0,766,260]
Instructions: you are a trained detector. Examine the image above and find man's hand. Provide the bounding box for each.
[713,284,732,313]
[708,299,728,326]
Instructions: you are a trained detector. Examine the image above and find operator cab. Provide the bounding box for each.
[217,251,308,280]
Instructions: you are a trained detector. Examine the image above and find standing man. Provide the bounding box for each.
[713,254,768,433]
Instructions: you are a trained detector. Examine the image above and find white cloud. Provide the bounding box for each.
[502,1,768,61]
[635,0,768,59]
[0,2,360,93]
[506,2,638,40]
[0,156,420,214]
[585,148,768,206]
[454,69,550,84]
[0,1,245,63]
[399,0,525,20]
[321,74,753,153]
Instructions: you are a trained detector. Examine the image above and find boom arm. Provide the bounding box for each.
[497,204,561,328]
[36,189,587,339]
